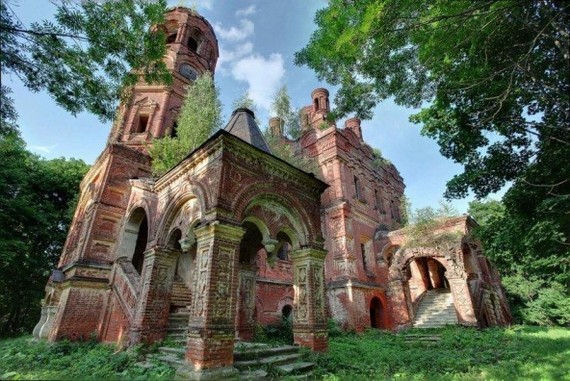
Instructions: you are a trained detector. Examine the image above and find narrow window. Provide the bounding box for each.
[361,243,368,272]
[374,189,380,209]
[166,32,177,44]
[354,176,361,199]
[171,121,178,138]
[135,114,149,133]
[314,98,319,111]
[188,37,198,52]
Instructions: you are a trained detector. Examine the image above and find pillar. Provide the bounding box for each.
[185,221,245,371]
[387,280,412,329]
[236,266,256,340]
[448,276,477,326]
[129,247,177,344]
[290,248,328,352]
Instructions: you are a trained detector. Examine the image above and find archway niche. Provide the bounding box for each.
[276,231,293,261]
[117,207,149,275]
[370,297,388,329]
[236,221,264,341]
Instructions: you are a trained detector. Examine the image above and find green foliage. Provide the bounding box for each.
[403,201,460,248]
[469,199,569,326]
[0,134,89,336]
[270,86,301,139]
[264,131,320,177]
[253,317,294,346]
[304,325,570,380]
[149,73,222,175]
[1,0,170,121]
[232,91,257,114]
[296,3,569,263]
[0,336,175,380]
[371,147,390,169]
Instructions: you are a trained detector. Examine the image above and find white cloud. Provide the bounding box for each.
[217,42,254,73]
[236,5,256,17]
[213,19,254,41]
[231,53,285,111]
[30,144,56,154]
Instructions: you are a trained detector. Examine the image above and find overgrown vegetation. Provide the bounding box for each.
[306,325,570,380]
[253,317,294,346]
[0,132,89,336]
[0,336,174,380]
[402,201,461,249]
[3,326,568,380]
[149,73,222,175]
[469,199,570,327]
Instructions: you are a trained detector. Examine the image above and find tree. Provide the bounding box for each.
[271,86,301,139]
[0,0,170,122]
[0,133,89,335]
[232,91,257,114]
[149,73,222,175]
[296,0,569,199]
[469,199,570,326]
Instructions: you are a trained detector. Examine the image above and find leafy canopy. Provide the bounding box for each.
[0,133,89,335]
[270,86,301,139]
[149,73,222,175]
[0,0,170,122]
[296,0,569,199]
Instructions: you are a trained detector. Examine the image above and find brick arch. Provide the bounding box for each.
[155,181,208,246]
[232,184,317,246]
[241,193,310,247]
[388,246,463,282]
[242,216,271,243]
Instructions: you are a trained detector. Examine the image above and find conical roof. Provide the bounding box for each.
[223,108,271,153]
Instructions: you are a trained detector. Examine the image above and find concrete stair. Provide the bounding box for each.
[413,289,458,328]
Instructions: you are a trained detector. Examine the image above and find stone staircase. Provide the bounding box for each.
[413,289,458,328]
[165,310,189,346]
[152,342,314,379]
[170,279,192,311]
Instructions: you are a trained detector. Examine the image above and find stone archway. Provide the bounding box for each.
[369,297,388,329]
[387,246,477,328]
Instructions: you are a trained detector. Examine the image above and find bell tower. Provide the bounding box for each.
[36,8,219,342]
[111,7,219,150]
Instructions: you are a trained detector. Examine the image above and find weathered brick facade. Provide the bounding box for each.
[34,6,511,376]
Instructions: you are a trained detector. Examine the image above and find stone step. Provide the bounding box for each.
[277,361,315,375]
[159,346,185,357]
[234,344,299,361]
[233,353,302,370]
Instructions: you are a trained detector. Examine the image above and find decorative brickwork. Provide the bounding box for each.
[36,6,511,376]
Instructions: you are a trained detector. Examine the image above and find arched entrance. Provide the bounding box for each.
[387,247,477,328]
[117,207,149,275]
[369,297,388,329]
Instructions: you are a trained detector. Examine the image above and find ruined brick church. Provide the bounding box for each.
[34,7,511,374]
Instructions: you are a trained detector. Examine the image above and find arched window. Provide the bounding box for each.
[276,231,292,261]
[314,98,319,111]
[166,32,177,44]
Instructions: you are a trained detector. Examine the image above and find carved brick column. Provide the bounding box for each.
[387,280,412,329]
[185,221,245,371]
[236,266,256,341]
[290,248,328,352]
[129,247,177,344]
[448,276,477,326]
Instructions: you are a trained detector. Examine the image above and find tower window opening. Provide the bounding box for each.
[171,121,178,138]
[188,37,199,52]
[314,98,319,111]
[166,32,177,44]
[135,114,149,133]
[361,243,369,272]
[354,176,361,199]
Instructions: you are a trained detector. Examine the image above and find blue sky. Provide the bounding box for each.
[6,0,499,214]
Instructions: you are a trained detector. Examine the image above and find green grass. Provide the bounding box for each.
[0,337,174,380]
[306,325,570,380]
[0,326,568,380]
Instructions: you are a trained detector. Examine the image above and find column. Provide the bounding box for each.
[290,248,328,352]
[448,276,477,326]
[129,247,177,344]
[387,280,412,329]
[185,221,245,371]
[236,266,256,340]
